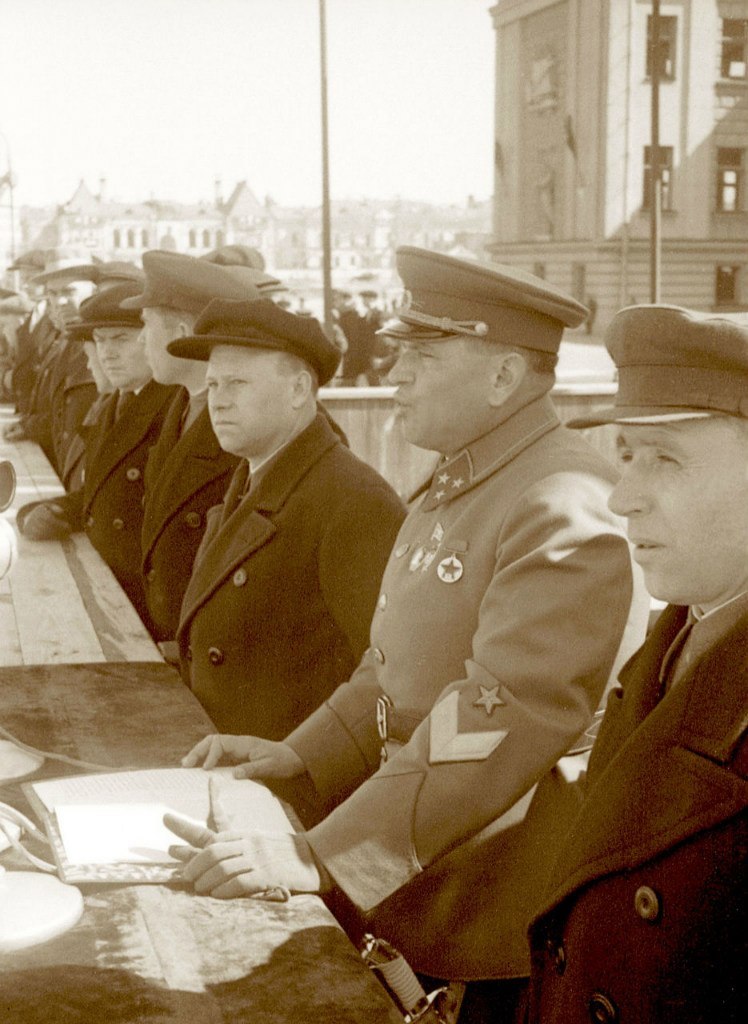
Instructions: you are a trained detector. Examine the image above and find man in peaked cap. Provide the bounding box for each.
[160,297,404,746]
[166,249,648,1022]
[526,305,748,1024]
[123,250,268,645]
[17,281,176,629]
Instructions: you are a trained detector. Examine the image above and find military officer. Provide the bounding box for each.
[167,249,648,1021]
[122,250,272,644]
[165,297,405,740]
[525,306,748,1024]
[17,281,176,628]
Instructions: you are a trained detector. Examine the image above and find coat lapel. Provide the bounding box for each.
[178,414,339,629]
[142,402,236,555]
[542,607,748,913]
[84,380,173,501]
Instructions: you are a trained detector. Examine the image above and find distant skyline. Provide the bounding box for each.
[0,0,495,210]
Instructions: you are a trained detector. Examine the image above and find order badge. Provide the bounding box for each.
[437,554,463,584]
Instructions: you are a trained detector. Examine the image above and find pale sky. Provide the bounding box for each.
[0,0,496,209]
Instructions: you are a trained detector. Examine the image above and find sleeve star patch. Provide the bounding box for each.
[472,685,505,715]
[429,690,509,764]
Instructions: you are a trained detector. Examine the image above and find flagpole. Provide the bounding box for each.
[319,0,333,337]
[649,0,662,303]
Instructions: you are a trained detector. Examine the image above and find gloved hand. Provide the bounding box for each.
[17,502,72,541]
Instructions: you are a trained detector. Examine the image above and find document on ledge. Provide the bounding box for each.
[23,767,294,884]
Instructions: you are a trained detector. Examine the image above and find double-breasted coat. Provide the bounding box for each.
[52,379,177,623]
[177,412,406,739]
[141,390,240,642]
[527,599,748,1024]
[49,341,96,476]
[286,394,649,980]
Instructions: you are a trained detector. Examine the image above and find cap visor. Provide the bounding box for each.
[567,406,716,429]
[167,333,290,361]
[66,319,141,341]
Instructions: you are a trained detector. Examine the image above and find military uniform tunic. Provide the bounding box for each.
[287,394,647,980]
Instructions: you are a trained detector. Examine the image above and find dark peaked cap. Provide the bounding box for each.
[385,246,588,353]
[67,281,144,341]
[568,304,748,427]
[120,250,262,316]
[167,298,341,385]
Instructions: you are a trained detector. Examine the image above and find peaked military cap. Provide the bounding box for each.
[120,250,264,316]
[201,244,266,271]
[167,297,341,385]
[67,281,144,341]
[7,249,49,273]
[30,258,143,289]
[383,246,588,353]
[568,304,748,427]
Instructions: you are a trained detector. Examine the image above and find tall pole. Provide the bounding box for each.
[0,130,15,263]
[319,0,333,337]
[649,0,661,302]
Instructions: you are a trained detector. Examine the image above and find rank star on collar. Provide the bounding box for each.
[473,685,505,716]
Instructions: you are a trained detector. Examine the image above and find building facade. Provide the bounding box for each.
[489,0,748,328]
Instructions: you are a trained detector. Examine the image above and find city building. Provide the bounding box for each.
[5,180,491,308]
[489,0,748,328]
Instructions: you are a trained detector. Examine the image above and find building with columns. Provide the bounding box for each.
[489,0,748,329]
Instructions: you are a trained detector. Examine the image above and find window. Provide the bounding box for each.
[202,229,211,246]
[715,265,739,305]
[646,15,677,80]
[721,19,748,79]
[717,148,743,212]
[188,229,197,247]
[141,229,149,247]
[642,146,674,210]
[215,229,225,247]
[113,229,121,248]
[127,229,135,248]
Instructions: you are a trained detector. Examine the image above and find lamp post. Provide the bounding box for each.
[0,131,16,265]
[319,0,333,338]
[649,0,661,303]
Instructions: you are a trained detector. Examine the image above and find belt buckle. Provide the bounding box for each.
[376,694,393,762]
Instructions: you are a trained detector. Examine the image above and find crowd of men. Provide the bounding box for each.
[0,242,745,1023]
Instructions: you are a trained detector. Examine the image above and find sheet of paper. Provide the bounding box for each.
[55,803,199,865]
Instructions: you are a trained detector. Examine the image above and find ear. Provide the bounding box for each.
[291,369,315,408]
[488,351,527,407]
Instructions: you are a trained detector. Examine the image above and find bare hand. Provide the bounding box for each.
[181,734,305,780]
[164,814,330,898]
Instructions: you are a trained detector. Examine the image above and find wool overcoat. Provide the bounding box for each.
[287,394,649,980]
[527,601,748,1024]
[141,390,240,642]
[53,379,177,623]
[177,412,406,739]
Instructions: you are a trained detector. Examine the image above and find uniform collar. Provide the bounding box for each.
[420,393,559,512]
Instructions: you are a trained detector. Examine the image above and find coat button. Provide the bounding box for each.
[146,569,156,583]
[588,993,618,1023]
[126,467,141,481]
[545,938,566,975]
[634,885,660,922]
[112,518,124,531]
[185,511,202,529]
[208,646,224,666]
[233,568,247,587]
[377,593,387,611]
[85,515,94,528]
[372,647,385,664]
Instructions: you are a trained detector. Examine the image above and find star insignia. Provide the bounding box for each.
[451,477,464,488]
[438,472,450,485]
[435,490,445,500]
[472,685,505,716]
